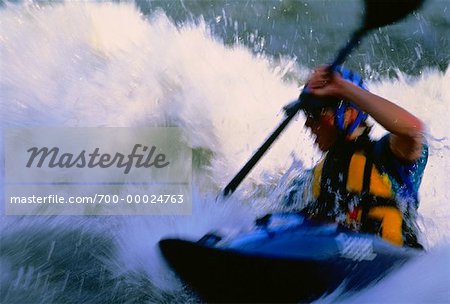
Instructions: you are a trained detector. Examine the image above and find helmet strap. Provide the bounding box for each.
[334,102,368,138]
[334,101,346,131]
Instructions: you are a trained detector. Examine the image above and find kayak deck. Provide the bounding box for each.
[159,213,420,302]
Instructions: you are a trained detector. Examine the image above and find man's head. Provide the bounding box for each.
[300,67,368,151]
[304,105,365,151]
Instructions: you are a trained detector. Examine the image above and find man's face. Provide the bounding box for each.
[304,108,340,152]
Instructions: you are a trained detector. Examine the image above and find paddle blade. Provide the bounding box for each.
[363,0,425,30]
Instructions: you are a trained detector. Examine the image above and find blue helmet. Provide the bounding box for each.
[300,66,368,136]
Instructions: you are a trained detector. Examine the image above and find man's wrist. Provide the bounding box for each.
[336,78,355,100]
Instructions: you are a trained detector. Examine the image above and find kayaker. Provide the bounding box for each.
[284,66,428,248]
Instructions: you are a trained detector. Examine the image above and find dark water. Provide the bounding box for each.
[135,0,449,75]
[0,218,196,303]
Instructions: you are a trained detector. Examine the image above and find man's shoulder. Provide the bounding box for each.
[372,133,428,163]
[371,133,428,186]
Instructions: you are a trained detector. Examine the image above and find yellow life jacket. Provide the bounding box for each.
[310,146,404,246]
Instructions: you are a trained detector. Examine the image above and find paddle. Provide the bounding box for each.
[221,0,425,198]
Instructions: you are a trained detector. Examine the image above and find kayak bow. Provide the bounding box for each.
[159,213,421,303]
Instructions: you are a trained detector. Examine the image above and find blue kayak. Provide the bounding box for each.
[159,212,421,303]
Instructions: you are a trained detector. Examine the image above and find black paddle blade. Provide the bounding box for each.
[363,0,425,31]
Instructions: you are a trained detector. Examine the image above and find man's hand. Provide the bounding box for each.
[306,66,347,99]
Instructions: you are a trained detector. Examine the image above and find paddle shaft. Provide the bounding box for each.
[222,109,298,197]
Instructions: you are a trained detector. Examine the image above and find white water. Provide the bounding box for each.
[1,2,449,303]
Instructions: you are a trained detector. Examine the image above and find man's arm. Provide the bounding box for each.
[308,67,425,161]
[341,82,424,161]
